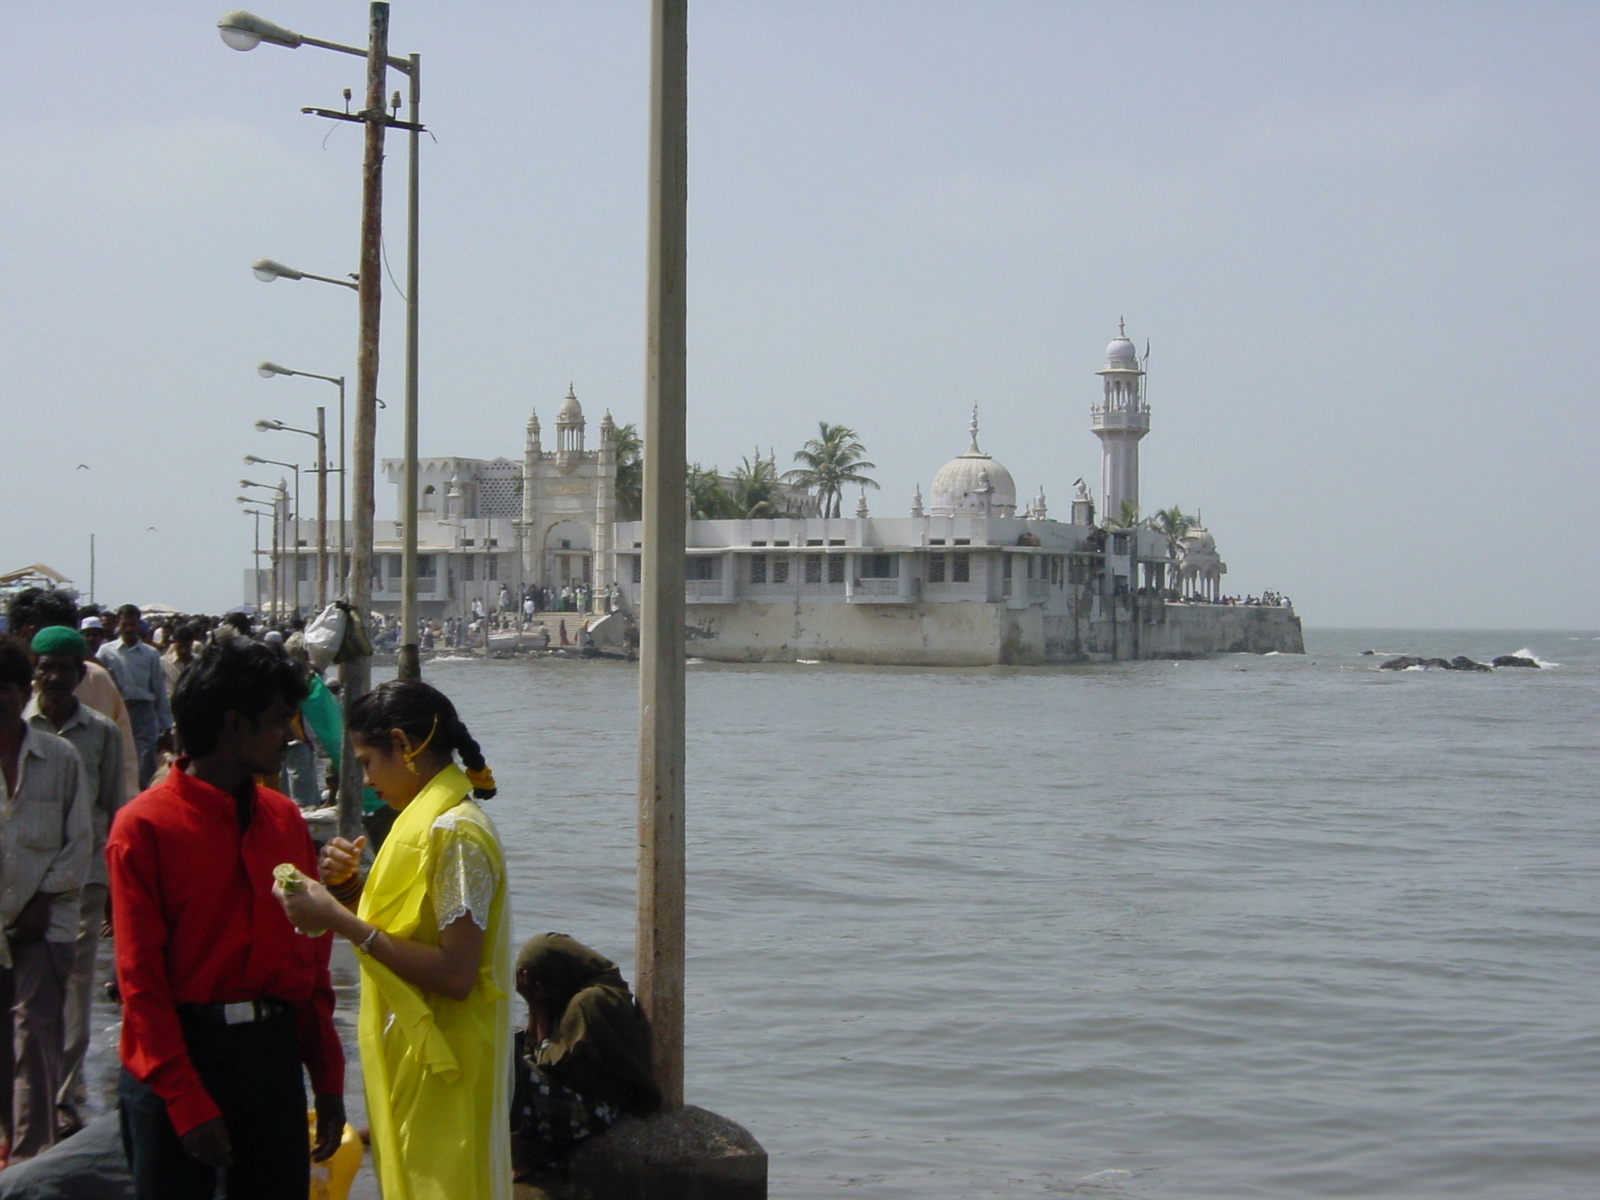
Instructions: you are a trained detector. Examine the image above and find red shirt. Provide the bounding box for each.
[107,763,344,1136]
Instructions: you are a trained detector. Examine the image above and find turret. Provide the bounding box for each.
[1090,319,1150,524]
[556,383,585,467]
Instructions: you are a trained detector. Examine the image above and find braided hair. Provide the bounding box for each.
[348,679,498,799]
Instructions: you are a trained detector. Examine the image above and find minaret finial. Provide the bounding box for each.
[968,403,981,454]
[1119,315,1126,338]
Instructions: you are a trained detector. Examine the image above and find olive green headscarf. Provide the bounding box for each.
[516,934,661,1116]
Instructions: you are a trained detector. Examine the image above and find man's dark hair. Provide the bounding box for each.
[115,603,141,621]
[6,588,76,636]
[0,636,33,689]
[222,612,253,636]
[172,637,309,758]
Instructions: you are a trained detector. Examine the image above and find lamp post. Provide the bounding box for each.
[240,504,273,613]
[259,364,344,603]
[244,455,300,608]
[241,479,288,618]
[251,257,358,291]
[222,5,425,687]
[221,3,425,838]
[253,416,329,608]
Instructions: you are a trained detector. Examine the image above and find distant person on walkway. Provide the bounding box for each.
[279,679,511,1200]
[108,637,344,1200]
[98,604,172,787]
[24,625,128,1139]
[161,623,198,702]
[0,635,91,1165]
[510,934,659,1177]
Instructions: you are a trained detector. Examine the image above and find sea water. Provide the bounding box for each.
[89,629,1599,1197]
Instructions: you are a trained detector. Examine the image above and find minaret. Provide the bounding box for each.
[1090,319,1149,525]
[595,409,616,597]
[556,383,585,470]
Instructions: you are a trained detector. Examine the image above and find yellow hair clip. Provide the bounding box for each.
[402,716,439,775]
[465,765,497,792]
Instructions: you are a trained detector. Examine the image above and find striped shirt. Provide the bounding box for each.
[26,698,128,887]
[0,724,92,966]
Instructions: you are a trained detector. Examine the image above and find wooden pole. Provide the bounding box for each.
[337,0,389,843]
[637,0,688,1113]
[397,50,423,682]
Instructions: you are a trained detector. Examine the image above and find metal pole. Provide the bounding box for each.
[252,513,262,614]
[88,533,95,606]
[316,406,329,608]
[397,51,423,681]
[338,376,348,595]
[291,469,301,612]
[636,0,688,1113]
[337,0,390,844]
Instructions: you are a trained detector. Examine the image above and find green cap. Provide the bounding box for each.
[31,625,88,658]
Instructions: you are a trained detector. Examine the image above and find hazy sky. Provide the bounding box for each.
[2,1,1595,628]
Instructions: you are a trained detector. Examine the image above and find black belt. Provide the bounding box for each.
[178,997,291,1026]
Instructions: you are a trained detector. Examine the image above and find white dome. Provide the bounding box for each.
[929,411,1016,517]
[1104,337,1139,368]
[557,384,583,424]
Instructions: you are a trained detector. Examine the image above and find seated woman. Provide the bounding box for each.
[511,934,661,1177]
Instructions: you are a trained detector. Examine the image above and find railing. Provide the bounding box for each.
[851,578,900,598]
[685,579,727,603]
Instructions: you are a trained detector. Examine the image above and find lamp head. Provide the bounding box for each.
[217,10,303,52]
[244,455,263,465]
[254,419,279,432]
[251,258,302,283]
[258,361,289,378]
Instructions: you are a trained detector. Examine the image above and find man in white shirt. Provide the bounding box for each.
[97,605,172,788]
[0,636,91,1164]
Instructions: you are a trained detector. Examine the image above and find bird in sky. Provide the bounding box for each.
[76,463,89,469]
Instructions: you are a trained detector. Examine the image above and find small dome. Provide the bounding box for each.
[1104,337,1139,368]
[929,408,1016,517]
[557,384,584,424]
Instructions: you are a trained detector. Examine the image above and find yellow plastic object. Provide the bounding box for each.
[308,1113,363,1200]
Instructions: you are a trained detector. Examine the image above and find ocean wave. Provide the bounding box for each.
[1510,647,1562,668]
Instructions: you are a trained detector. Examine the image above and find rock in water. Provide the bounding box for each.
[1492,655,1540,668]
[1448,656,1493,672]
[1378,656,1423,670]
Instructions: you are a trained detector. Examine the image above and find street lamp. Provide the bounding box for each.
[221,3,426,696]
[244,453,306,607]
[254,415,329,608]
[251,257,358,291]
[239,504,273,614]
[259,363,345,601]
[239,482,287,617]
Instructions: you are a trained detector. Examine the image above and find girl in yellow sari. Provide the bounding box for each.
[276,680,511,1200]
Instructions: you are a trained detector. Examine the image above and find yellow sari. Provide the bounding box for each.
[356,764,511,1200]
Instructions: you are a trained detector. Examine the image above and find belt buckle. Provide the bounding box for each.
[223,1001,255,1025]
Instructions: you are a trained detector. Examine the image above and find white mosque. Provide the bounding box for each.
[262,327,1299,662]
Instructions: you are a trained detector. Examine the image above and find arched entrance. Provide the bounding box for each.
[543,521,592,591]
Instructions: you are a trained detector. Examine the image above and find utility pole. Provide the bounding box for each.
[316,406,329,607]
[397,51,423,681]
[337,0,391,842]
[637,0,688,1112]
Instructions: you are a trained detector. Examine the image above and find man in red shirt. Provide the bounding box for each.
[107,636,345,1200]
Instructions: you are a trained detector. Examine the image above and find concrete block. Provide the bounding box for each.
[564,1105,766,1200]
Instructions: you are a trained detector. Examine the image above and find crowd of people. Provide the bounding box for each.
[0,586,659,1198]
[1172,590,1292,606]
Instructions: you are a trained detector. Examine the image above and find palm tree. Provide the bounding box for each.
[1105,499,1142,529]
[611,422,643,521]
[784,422,878,519]
[686,462,738,520]
[730,449,785,518]
[1147,505,1195,552]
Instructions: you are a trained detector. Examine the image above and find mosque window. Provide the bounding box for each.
[929,538,945,546]
[828,556,845,584]
[418,555,437,578]
[464,555,476,582]
[771,557,790,584]
[487,555,499,581]
[928,553,946,583]
[805,555,823,583]
[806,539,823,547]
[750,554,768,584]
[297,557,309,582]
[688,557,718,581]
[954,538,971,546]
[859,554,896,579]
[827,539,845,546]
[1002,556,1013,580]
[774,540,790,547]
[952,553,971,583]
[631,557,642,584]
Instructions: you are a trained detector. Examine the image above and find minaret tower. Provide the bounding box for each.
[1090,319,1149,525]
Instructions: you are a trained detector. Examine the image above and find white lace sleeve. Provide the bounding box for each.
[430,810,498,931]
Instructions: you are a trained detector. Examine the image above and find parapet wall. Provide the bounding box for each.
[684,596,1303,666]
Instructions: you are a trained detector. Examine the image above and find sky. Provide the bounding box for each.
[1,1,1595,628]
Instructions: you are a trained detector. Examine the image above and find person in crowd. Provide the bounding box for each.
[108,637,344,1200]
[0,636,91,1165]
[5,591,137,796]
[161,623,198,702]
[98,604,172,788]
[23,626,129,1139]
[509,934,660,1178]
[77,613,109,660]
[277,679,511,1200]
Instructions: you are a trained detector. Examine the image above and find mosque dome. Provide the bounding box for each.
[929,409,1017,517]
[1104,337,1139,369]
[557,384,583,424]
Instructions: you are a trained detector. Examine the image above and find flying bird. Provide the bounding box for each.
[76,463,89,470]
